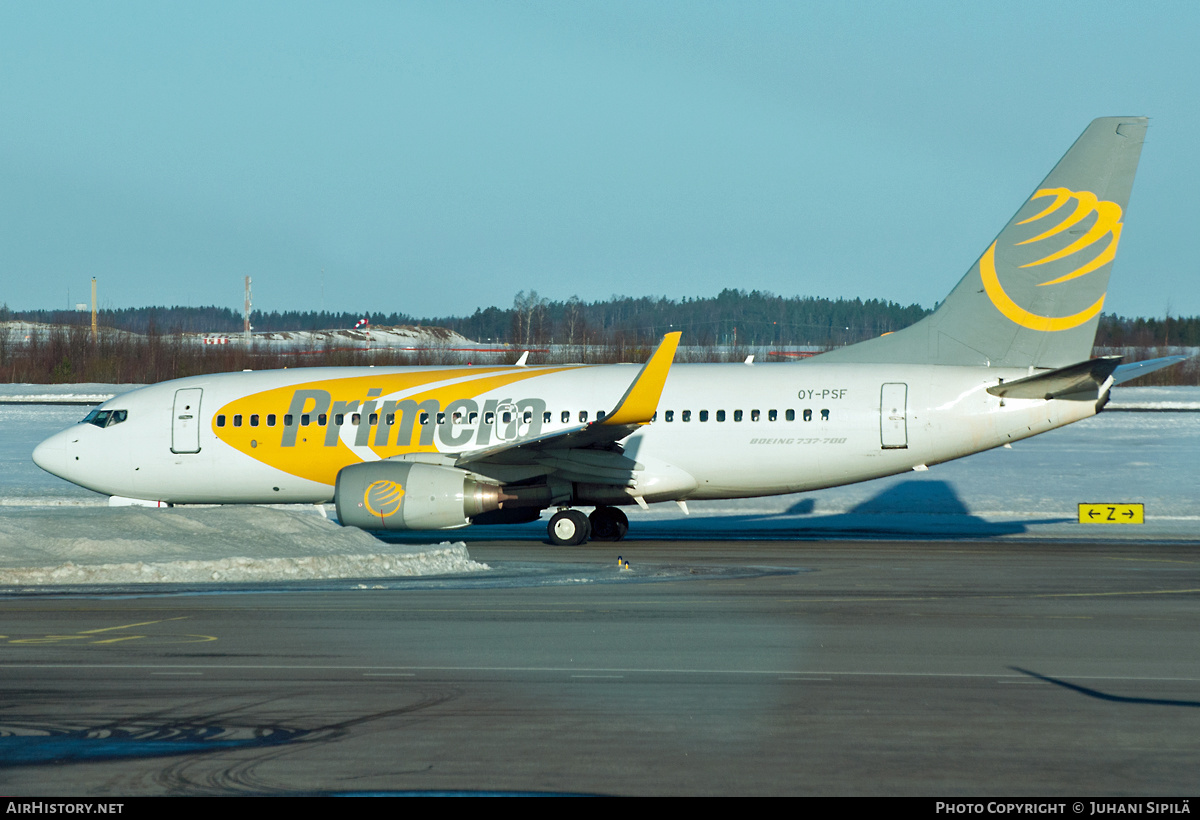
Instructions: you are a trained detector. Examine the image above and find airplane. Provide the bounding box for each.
[33,116,1184,546]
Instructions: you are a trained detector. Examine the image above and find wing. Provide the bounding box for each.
[454,332,681,472]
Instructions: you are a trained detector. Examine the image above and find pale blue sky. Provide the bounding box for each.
[2,1,1196,319]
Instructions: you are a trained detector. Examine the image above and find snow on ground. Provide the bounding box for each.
[0,321,477,350]
[1106,385,1200,410]
[0,383,146,405]
[1,385,1197,587]
[0,506,485,586]
[246,325,474,348]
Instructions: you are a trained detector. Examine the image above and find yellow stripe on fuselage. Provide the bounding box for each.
[212,365,585,486]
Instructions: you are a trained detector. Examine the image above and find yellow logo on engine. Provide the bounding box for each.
[363,480,405,518]
[980,187,1123,331]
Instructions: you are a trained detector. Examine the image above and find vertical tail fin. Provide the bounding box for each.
[820,117,1147,367]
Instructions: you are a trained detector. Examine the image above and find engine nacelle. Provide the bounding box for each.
[335,461,504,531]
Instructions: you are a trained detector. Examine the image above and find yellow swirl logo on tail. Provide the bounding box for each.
[981,187,1123,331]
[363,480,405,518]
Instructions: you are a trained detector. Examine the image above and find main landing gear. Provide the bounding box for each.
[547,506,630,546]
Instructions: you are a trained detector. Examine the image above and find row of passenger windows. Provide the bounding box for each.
[214,408,832,428]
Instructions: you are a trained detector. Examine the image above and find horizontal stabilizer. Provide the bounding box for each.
[1112,355,1191,385]
[987,356,1122,400]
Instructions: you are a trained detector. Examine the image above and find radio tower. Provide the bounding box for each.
[90,277,98,345]
[243,276,252,345]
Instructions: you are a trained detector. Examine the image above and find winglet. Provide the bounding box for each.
[602,332,682,426]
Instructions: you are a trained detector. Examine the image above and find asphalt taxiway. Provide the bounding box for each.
[2,537,1198,796]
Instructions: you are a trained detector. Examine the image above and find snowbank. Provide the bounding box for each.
[0,506,487,586]
[0,383,142,405]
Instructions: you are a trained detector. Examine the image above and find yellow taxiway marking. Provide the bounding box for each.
[3,616,216,646]
[78,617,190,634]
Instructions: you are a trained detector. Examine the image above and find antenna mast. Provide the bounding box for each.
[243,276,252,345]
[90,277,97,345]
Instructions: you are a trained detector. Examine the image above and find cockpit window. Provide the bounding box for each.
[81,408,128,428]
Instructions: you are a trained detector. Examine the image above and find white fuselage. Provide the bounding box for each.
[32,361,1101,509]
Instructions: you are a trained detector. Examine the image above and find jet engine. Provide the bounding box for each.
[335,461,506,531]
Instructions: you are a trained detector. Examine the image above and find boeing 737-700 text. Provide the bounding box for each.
[33,117,1180,545]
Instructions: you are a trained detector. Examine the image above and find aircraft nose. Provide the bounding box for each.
[32,433,68,479]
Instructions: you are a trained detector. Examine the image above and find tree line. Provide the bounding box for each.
[2,290,1197,349]
[4,290,934,347]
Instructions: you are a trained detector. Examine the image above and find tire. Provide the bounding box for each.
[548,509,591,546]
[589,506,629,541]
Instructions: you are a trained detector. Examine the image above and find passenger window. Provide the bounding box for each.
[682,410,691,422]
[485,412,495,424]
[699,410,709,422]
[561,411,570,423]
[750,410,759,422]
[335,414,344,425]
[318,413,327,426]
[579,411,588,422]
[351,413,360,426]
[437,413,446,425]
[596,410,606,421]
[267,414,277,427]
[665,410,674,422]
[233,414,243,427]
[369,412,379,425]
[543,412,551,423]
[469,413,479,423]
[768,410,776,422]
[785,409,795,421]
[734,410,743,422]
[804,409,812,422]
[821,409,830,421]
[386,413,395,425]
[523,411,533,424]
[250,414,260,427]
[284,414,294,427]
[216,414,226,428]
[716,410,726,422]
[417,413,426,425]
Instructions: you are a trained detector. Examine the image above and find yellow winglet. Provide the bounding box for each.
[602,332,681,427]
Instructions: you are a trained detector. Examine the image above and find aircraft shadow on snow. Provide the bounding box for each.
[370,479,1072,544]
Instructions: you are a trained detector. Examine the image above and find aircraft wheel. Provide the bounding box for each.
[589,506,629,541]
[548,509,591,546]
